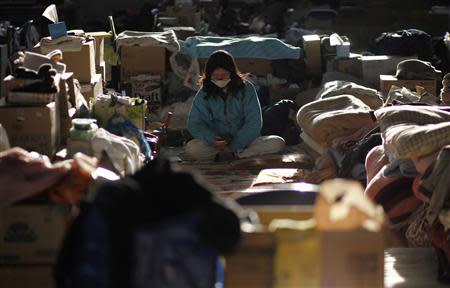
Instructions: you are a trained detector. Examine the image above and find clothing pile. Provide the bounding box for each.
[361,104,450,281]
[296,94,377,183]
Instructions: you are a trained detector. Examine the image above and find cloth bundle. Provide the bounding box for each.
[365,145,422,231]
[40,35,85,54]
[297,95,376,149]
[316,81,383,110]
[90,128,143,175]
[375,105,450,159]
[115,30,180,52]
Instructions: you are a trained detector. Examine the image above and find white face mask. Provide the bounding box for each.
[212,79,231,88]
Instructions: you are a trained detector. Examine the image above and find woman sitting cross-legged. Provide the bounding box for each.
[185,50,285,162]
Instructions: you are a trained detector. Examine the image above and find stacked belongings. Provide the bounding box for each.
[91,93,154,162]
[172,35,301,90]
[37,31,104,105]
[296,94,378,183]
[116,29,180,123]
[66,118,144,176]
[0,146,118,279]
[380,59,441,97]
[369,104,450,283]
[0,51,66,157]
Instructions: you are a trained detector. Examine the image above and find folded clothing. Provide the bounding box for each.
[296,95,375,147]
[11,64,58,93]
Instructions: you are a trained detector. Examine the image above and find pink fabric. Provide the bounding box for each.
[411,152,439,175]
[365,145,388,185]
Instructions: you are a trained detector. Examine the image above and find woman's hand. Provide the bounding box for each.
[213,136,229,151]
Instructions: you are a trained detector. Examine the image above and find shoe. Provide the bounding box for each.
[214,151,236,162]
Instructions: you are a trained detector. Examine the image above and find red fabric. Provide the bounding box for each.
[365,145,421,224]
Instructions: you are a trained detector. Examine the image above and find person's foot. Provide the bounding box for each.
[214,151,237,162]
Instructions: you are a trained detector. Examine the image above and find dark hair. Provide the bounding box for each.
[200,50,247,97]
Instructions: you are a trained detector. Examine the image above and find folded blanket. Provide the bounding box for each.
[297,95,375,147]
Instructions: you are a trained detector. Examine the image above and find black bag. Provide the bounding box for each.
[262,99,301,145]
[372,29,433,61]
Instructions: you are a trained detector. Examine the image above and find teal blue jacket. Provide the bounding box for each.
[187,81,262,151]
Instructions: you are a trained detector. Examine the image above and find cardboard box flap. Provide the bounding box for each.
[315,179,385,232]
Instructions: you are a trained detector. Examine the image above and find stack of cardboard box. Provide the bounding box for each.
[33,37,104,106]
[1,70,79,155]
[119,44,167,124]
[0,195,70,288]
[86,31,112,83]
[0,71,62,157]
[59,40,104,104]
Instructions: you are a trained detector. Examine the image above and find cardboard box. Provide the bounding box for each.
[0,103,58,156]
[199,57,273,76]
[274,227,320,288]
[0,205,69,264]
[80,74,103,103]
[120,46,167,81]
[58,73,77,144]
[302,35,322,76]
[97,61,106,83]
[225,231,275,288]
[361,55,415,87]
[164,6,201,30]
[130,74,162,115]
[61,40,96,83]
[163,26,196,40]
[0,265,54,288]
[320,230,384,287]
[380,74,437,96]
[333,53,362,77]
[86,31,111,68]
